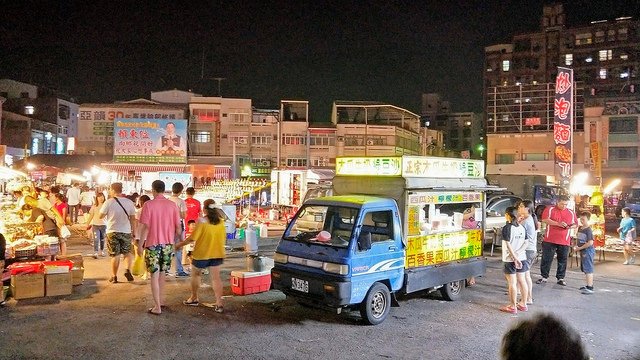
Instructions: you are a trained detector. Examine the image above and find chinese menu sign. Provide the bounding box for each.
[113,119,188,163]
[589,142,602,180]
[553,67,574,184]
[335,157,402,176]
[405,230,482,269]
[402,156,484,179]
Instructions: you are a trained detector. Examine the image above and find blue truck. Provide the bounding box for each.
[271,156,490,325]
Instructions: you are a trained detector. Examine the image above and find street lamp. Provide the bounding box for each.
[603,178,621,194]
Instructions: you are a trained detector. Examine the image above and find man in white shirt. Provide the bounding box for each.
[66,183,82,224]
[99,182,137,283]
[168,182,188,277]
[79,186,96,216]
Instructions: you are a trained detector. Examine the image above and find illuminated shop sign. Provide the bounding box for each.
[335,157,402,176]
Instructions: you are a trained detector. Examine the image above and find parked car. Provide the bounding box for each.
[485,195,523,234]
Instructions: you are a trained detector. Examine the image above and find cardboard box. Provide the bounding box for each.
[71,268,84,286]
[10,273,45,300]
[231,270,271,295]
[45,273,72,296]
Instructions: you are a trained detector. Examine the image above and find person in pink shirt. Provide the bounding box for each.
[137,180,181,315]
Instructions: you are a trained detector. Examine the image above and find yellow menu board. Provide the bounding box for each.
[405,229,482,269]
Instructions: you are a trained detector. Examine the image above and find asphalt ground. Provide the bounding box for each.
[0,232,639,359]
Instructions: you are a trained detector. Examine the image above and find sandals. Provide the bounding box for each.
[499,305,517,314]
[147,308,161,315]
[536,277,547,284]
[213,305,224,313]
[516,304,528,312]
[557,279,567,286]
[108,276,118,283]
[124,270,134,282]
[182,299,199,306]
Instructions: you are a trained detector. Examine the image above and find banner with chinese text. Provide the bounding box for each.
[589,141,602,180]
[553,67,574,184]
[405,230,482,268]
[113,119,188,163]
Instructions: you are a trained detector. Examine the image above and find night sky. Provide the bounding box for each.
[1,1,638,121]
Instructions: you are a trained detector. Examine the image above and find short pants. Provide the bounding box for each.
[106,232,132,256]
[192,258,224,269]
[525,250,536,266]
[145,244,174,274]
[580,250,594,274]
[503,260,529,274]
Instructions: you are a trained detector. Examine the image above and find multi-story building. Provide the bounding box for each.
[584,100,640,186]
[420,93,483,158]
[483,4,639,185]
[0,79,79,155]
[332,101,421,158]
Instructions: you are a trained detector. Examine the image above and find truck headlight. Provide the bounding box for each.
[274,252,288,264]
[322,262,349,275]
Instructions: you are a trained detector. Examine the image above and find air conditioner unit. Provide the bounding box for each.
[237,138,247,144]
[337,136,344,142]
[366,140,374,145]
[189,115,198,121]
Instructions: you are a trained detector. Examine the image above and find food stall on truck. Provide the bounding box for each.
[271,156,490,325]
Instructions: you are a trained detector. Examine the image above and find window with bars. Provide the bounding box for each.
[251,134,271,145]
[282,134,306,145]
[609,146,638,161]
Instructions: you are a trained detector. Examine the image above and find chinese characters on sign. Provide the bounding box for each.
[405,230,482,268]
[553,67,574,184]
[402,156,484,179]
[335,157,402,176]
[589,142,602,180]
[113,119,188,163]
[407,192,482,205]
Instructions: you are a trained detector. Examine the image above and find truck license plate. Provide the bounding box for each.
[291,277,309,293]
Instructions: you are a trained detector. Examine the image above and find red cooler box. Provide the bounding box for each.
[231,270,271,295]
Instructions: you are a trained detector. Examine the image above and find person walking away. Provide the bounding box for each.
[85,193,107,258]
[176,202,226,313]
[517,200,538,305]
[574,211,595,294]
[168,182,189,278]
[617,207,636,265]
[184,187,201,266]
[134,195,151,280]
[66,183,81,224]
[537,195,578,286]
[99,182,137,283]
[137,180,181,315]
[79,186,95,219]
[500,206,529,314]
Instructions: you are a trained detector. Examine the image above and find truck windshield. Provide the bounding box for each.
[284,204,359,248]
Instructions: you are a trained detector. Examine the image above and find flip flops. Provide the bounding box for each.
[182,299,199,306]
[499,305,517,314]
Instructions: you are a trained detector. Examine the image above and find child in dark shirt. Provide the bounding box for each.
[573,212,595,294]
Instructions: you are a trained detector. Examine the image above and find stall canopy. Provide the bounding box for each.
[0,166,28,180]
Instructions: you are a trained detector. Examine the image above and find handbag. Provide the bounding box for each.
[60,225,72,239]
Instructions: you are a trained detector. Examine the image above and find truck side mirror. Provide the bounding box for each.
[358,232,372,251]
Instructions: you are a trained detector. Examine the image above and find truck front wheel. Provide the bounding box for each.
[360,282,391,325]
[440,280,464,301]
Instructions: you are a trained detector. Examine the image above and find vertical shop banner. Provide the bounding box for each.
[553,67,574,184]
[589,141,602,180]
[113,119,188,163]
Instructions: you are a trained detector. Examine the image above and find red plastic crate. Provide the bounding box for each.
[8,261,44,275]
[230,270,271,295]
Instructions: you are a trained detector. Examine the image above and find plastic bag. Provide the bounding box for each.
[60,225,71,239]
[132,253,146,276]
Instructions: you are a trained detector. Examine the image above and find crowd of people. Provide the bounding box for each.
[4,180,229,315]
[500,194,637,314]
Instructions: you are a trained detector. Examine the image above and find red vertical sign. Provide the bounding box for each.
[553,67,573,184]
